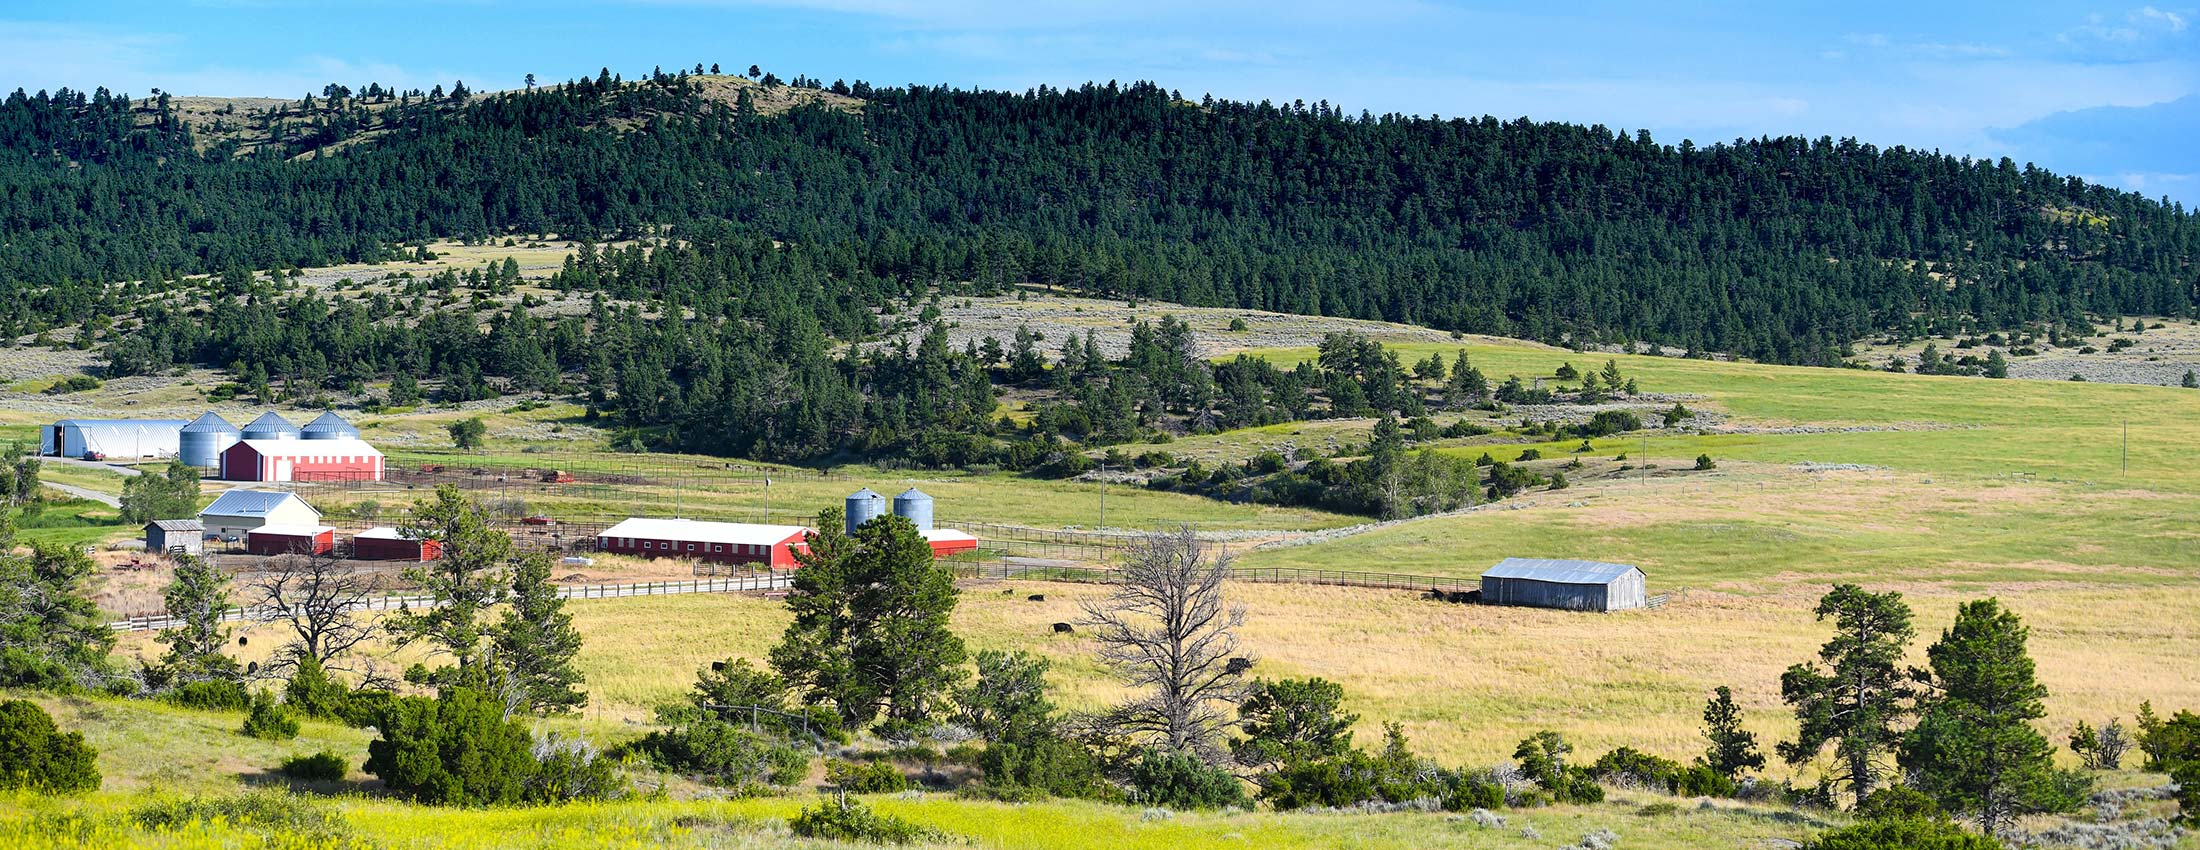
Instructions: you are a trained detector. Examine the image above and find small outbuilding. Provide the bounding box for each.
[199,489,322,541]
[920,528,978,558]
[246,524,337,556]
[1478,558,1648,612]
[144,519,205,557]
[351,526,441,561]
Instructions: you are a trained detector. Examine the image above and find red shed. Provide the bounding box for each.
[220,438,385,483]
[596,518,813,569]
[921,528,979,558]
[351,526,441,561]
[247,524,336,556]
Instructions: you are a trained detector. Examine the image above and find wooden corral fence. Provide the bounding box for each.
[110,573,792,633]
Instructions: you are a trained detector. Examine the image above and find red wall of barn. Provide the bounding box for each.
[594,533,810,568]
[247,530,334,556]
[927,538,978,557]
[351,536,441,561]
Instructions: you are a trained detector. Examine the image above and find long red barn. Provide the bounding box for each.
[596,518,814,569]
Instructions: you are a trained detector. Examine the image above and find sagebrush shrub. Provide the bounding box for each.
[789,798,937,844]
[240,691,300,740]
[278,751,347,783]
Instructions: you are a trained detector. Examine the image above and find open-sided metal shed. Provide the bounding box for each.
[1479,558,1648,612]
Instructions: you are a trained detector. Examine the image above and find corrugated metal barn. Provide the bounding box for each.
[144,519,204,556]
[1479,558,1648,612]
[198,489,322,540]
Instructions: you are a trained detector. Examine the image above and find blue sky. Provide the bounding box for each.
[3,0,2194,204]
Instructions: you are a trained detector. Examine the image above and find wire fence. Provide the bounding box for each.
[110,573,794,633]
[949,560,1481,595]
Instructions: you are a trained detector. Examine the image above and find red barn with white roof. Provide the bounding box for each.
[596,518,814,569]
[246,524,336,556]
[921,528,978,557]
[220,438,384,482]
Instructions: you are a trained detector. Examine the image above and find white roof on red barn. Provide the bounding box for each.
[921,528,976,543]
[250,524,336,537]
[353,526,425,541]
[233,438,382,458]
[599,518,814,546]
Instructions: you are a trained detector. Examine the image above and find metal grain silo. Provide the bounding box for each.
[301,411,360,440]
[892,487,934,531]
[242,412,300,441]
[845,488,885,533]
[178,412,240,470]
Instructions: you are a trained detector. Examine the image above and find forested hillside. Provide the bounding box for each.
[4,68,2196,364]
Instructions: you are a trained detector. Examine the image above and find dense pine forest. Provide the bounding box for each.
[4,67,2196,364]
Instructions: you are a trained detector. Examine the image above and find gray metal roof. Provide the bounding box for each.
[181,412,239,433]
[147,519,204,531]
[849,488,882,498]
[302,411,359,436]
[200,489,315,518]
[243,412,300,434]
[1481,557,1642,585]
[896,487,931,500]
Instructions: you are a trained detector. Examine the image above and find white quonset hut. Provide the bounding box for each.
[40,419,189,459]
[1479,558,1648,612]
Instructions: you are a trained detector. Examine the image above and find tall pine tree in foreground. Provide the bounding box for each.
[392,486,512,676]
[153,555,239,687]
[488,553,586,714]
[772,508,965,728]
[1780,584,1915,805]
[1899,598,2082,837]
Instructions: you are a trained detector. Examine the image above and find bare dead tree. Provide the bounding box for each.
[1078,525,1248,762]
[251,551,381,677]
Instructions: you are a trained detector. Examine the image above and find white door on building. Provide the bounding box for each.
[275,458,292,481]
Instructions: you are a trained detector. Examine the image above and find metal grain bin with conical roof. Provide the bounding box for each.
[242,412,300,441]
[845,488,885,534]
[178,412,241,470]
[301,411,360,441]
[892,487,935,531]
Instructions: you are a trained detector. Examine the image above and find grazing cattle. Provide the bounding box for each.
[1027,594,1046,602]
[1226,656,1255,675]
[1051,622,1075,635]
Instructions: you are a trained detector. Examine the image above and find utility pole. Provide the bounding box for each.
[1641,433,1648,484]
[2123,418,2128,475]
[1097,463,1108,531]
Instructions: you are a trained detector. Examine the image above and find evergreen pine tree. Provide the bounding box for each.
[1899,599,2079,836]
[487,553,586,714]
[154,555,240,686]
[391,486,511,675]
[1700,685,1764,779]
[1779,584,1916,805]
